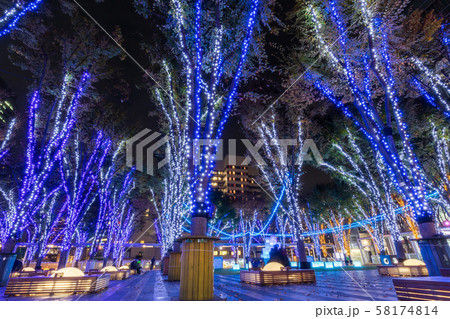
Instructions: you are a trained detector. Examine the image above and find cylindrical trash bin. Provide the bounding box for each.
[0,253,17,287]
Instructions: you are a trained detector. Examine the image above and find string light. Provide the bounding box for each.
[323,210,351,259]
[256,114,305,247]
[88,141,135,260]
[304,205,322,260]
[239,209,259,260]
[73,229,88,264]
[323,130,402,247]
[310,0,432,223]
[0,99,13,122]
[59,132,112,253]
[0,118,16,161]
[411,57,450,116]
[151,61,190,254]
[0,0,44,38]
[166,0,260,220]
[0,72,90,246]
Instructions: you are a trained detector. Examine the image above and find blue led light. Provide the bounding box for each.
[0,0,44,38]
[182,190,438,239]
[310,0,434,222]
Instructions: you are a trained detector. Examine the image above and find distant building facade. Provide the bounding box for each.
[211,155,261,199]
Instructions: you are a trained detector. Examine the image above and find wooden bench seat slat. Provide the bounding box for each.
[240,269,316,286]
[393,277,450,301]
[377,265,428,277]
[394,287,450,297]
[4,275,110,296]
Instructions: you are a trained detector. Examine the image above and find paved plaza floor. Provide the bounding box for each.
[0,269,398,301]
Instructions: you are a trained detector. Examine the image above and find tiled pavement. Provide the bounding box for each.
[0,269,398,301]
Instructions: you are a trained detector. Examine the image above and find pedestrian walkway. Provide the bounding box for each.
[0,269,398,301]
[215,270,398,301]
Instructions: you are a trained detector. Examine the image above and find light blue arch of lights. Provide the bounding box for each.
[183,187,439,240]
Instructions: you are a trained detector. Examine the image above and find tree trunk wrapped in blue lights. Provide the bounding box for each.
[140,0,263,299]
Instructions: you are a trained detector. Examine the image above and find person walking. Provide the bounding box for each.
[150,256,156,270]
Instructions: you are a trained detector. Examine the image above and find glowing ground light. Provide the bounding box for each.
[53,267,85,277]
[262,262,284,271]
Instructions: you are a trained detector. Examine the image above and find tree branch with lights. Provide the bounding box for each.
[86,142,135,270]
[157,0,262,235]
[0,0,44,38]
[57,131,112,269]
[322,130,406,259]
[308,0,435,236]
[255,112,309,265]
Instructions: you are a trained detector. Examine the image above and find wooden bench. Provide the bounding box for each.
[441,269,450,277]
[10,270,49,278]
[87,270,130,280]
[377,265,428,277]
[393,277,450,301]
[4,274,110,296]
[240,269,316,285]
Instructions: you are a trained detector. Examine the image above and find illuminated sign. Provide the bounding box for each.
[312,261,325,268]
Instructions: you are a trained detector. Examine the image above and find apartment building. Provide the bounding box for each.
[211,155,261,199]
